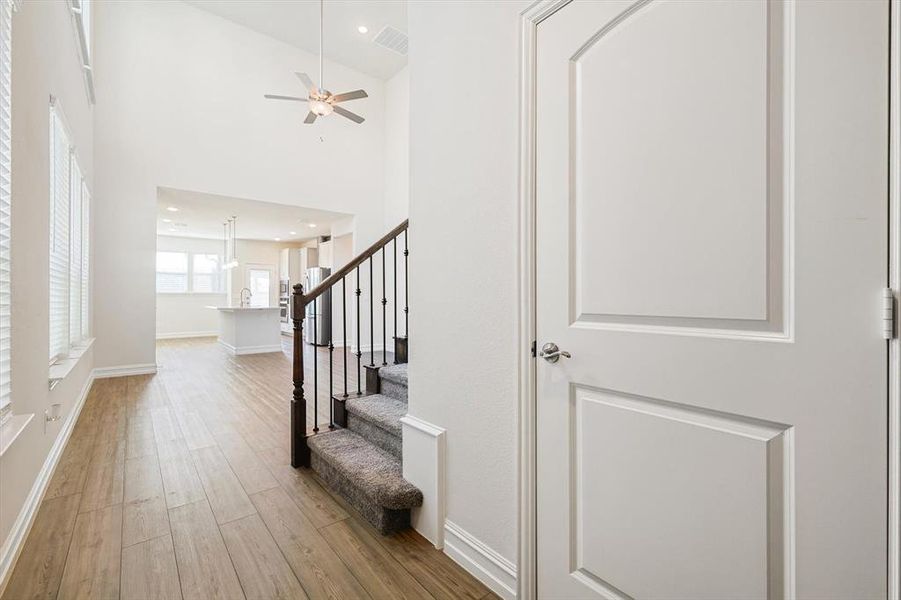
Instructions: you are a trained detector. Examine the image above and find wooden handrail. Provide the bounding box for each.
[290,218,410,468]
[296,219,409,308]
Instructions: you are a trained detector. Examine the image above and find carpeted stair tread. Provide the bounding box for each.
[346,394,405,437]
[308,429,422,510]
[378,363,408,387]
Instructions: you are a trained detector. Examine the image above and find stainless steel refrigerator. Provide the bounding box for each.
[304,267,331,346]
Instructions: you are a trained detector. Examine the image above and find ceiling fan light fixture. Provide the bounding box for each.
[309,97,334,116]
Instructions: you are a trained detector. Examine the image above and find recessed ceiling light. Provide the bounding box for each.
[166,206,179,212]
[308,223,317,228]
[289,231,297,235]
[274,237,281,241]
[168,227,176,232]
[357,25,368,34]
[162,218,172,223]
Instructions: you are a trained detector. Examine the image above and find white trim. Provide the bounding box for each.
[92,363,158,379]
[0,372,93,595]
[516,3,570,599]
[444,520,517,600]
[889,0,900,597]
[400,414,446,548]
[156,331,217,340]
[217,340,282,356]
[0,413,33,457]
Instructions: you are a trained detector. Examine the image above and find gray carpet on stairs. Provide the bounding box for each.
[347,382,406,458]
[378,364,408,402]
[308,429,422,535]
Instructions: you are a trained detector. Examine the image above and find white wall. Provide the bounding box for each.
[407,0,527,571]
[0,0,95,580]
[92,0,388,371]
[156,235,226,338]
[384,66,409,229]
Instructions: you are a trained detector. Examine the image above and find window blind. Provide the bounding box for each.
[69,159,82,346]
[0,0,12,425]
[156,252,188,293]
[81,183,89,339]
[49,107,70,363]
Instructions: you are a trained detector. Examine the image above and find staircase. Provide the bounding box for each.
[309,364,420,534]
[289,220,422,534]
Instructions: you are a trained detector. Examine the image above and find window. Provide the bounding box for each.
[192,254,222,293]
[156,252,188,293]
[156,250,225,294]
[49,102,91,366]
[0,0,12,426]
[248,269,271,308]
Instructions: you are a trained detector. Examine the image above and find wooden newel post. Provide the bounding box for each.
[291,283,310,467]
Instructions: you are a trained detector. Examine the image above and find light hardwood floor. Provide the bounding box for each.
[2,337,497,600]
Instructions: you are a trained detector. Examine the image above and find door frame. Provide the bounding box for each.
[515,1,901,599]
[889,1,900,597]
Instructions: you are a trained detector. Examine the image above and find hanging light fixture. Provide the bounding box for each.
[224,216,239,270]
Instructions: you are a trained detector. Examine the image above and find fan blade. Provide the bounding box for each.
[265,94,307,102]
[330,89,368,103]
[333,105,365,124]
[304,111,317,124]
[295,72,315,92]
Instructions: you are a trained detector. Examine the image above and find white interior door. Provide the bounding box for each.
[535,1,889,598]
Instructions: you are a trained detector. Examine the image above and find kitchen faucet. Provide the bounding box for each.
[240,287,252,308]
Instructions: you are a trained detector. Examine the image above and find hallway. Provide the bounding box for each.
[2,338,493,600]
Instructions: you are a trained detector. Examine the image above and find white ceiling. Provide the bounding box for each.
[157,187,351,242]
[183,0,408,80]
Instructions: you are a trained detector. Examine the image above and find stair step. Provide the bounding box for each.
[308,429,422,534]
[346,394,405,459]
[379,363,408,386]
[378,363,408,402]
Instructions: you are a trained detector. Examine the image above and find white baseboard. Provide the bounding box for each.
[444,520,517,600]
[0,372,94,595]
[92,363,158,379]
[400,414,446,548]
[217,340,283,356]
[156,331,217,340]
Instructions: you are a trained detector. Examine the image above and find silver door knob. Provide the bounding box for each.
[539,342,571,363]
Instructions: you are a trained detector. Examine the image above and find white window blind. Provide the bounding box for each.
[81,182,90,339]
[49,101,91,368]
[0,0,12,425]
[49,108,70,363]
[192,253,222,293]
[156,252,188,293]
[69,159,82,346]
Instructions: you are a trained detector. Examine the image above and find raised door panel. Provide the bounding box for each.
[572,0,787,332]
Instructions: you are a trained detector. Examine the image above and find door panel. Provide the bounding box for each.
[535,1,889,598]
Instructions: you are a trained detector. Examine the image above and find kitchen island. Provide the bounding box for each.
[210,306,283,355]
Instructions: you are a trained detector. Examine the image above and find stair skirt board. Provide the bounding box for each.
[311,453,412,534]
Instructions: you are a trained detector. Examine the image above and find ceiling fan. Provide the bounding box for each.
[264,0,368,124]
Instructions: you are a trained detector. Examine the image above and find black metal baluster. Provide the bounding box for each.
[393,237,397,364]
[369,257,375,367]
[328,286,334,429]
[313,296,318,432]
[356,265,361,395]
[382,247,387,366]
[404,229,409,336]
[342,277,347,398]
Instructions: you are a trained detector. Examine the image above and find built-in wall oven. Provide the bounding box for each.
[279,279,290,325]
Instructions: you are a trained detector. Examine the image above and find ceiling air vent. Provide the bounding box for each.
[373,26,408,56]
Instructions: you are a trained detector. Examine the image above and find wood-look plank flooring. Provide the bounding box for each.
[2,337,498,600]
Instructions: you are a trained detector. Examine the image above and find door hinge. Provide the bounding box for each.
[530,340,536,358]
[883,288,896,340]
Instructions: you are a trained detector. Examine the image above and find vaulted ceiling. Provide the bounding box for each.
[183,0,408,80]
